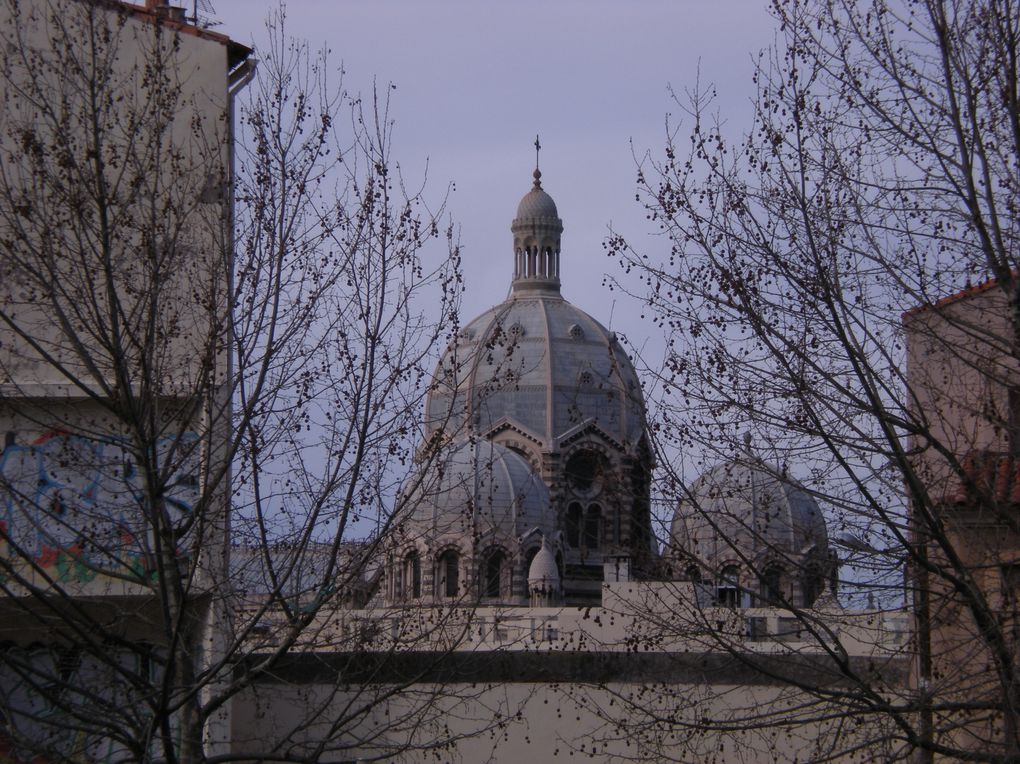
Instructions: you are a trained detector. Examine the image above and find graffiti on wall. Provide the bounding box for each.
[0,431,201,582]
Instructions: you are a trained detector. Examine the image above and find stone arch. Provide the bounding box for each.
[717,563,742,608]
[480,545,511,600]
[435,546,462,599]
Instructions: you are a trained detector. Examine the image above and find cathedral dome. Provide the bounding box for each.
[425,295,645,451]
[399,439,554,547]
[397,164,654,605]
[515,183,559,222]
[670,458,829,571]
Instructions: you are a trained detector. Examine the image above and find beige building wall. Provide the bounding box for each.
[231,582,911,762]
[905,279,1020,758]
[0,0,244,596]
[905,282,1018,493]
[0,0,235,396]
[0,3,250,760]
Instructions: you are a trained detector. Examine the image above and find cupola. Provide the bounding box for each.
[511,141,563,293]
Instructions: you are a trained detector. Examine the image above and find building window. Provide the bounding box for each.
[437,550,459,598]
[566,503,582,548]
[484,550,506,599]
[584,504,601,551]
[802,563,825,608]
[565,450,604,495]
[717,565,741,608]
[760,565,783,605]
[403,551,421,600]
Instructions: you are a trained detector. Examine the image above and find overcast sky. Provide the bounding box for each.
[213,0,778,356]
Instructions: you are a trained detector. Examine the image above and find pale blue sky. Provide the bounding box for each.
[214,0,778,349]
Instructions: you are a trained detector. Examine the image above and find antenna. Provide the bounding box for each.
[190,0,221,28]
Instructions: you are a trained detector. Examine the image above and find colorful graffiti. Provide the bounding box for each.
[0,431,200,582]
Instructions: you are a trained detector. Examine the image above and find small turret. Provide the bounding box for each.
[528,536,562,607]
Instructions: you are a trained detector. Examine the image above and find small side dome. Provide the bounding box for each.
[398,439,555,548]
[670,457,835,607]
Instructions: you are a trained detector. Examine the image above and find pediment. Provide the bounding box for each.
[482,417,546,450]
[556,418,625,452]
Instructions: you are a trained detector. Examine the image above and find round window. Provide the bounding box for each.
[565,450,604,495]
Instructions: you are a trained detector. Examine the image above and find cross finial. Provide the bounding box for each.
[533,135,543,188]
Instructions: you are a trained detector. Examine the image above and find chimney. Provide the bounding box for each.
[145,0,188,25]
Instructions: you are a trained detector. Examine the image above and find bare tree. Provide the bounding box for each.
[599,0,1020,761]
[0,2,473,761]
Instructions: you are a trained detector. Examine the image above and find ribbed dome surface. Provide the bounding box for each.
[671,458,829,568]
[426,294,645,449]
[400,440,554,544]
[514,187,559,222]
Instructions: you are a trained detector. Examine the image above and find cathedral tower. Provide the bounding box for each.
[390,166,654,606]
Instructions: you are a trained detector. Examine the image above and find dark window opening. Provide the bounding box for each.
[404,552,421,599]
[760,565,783,605]
[566,451,602,493]
[717,565,741,608]
[484,551,505,599]
[438,550,459,598]
[584,505,601,551]
[802,564,824,608]
[566,503,582,548]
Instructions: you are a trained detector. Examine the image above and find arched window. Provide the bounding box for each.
[392,560,403,601]
[717,565,741,608]
[437,550,459,599]
[760,565,782,605]
[584,504,601,551]
[802,563,824,607]
[566,503,582,548]
[484,550,506,599]
[403,551,421,600]
[686,565,702,584]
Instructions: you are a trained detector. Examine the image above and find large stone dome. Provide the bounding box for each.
[425,295,645,451]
